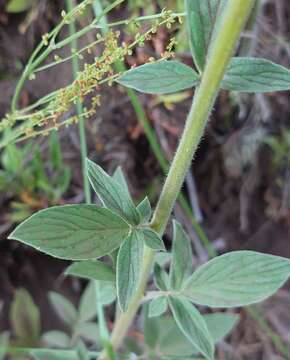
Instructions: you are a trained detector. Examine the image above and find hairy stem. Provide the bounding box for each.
[100,0,255,357]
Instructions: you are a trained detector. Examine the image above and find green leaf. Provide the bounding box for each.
[142,228,165,251]
[117,230,144,311]
[87,159,140,225]
[65,260,115,282]
[222,57,290,93]
[116,61,200,94]
[137,197,152,223]
[0,332,9,360]
[77,322,99,343]
[204,313,239,342]
[144,306,159,348]
[41,330,71,348]
[144,312,237,357]
[148,296,168,317]
[6,0,34,13]
[10,288,41,345]
[182,251,290,307]
[31,349,78,360]
[169,221,193,290]
[9,205,130,260]
[78,282,98,323]
[48,292,78,327]
[2,144,22,174]
[154,263,169,291]
[155,252,171,267]
[96,281,116,306]
[113,166,130,198]
[76,341,90,360]
[185,0,227,71]
[168,297,214,360]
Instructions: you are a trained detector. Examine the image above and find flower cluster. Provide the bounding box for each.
[0,9,178,147]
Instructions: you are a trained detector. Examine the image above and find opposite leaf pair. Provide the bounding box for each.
[117,0,290,95]
[116,58,290,95]
[9,159,164,312]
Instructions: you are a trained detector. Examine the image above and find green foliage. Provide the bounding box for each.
[169,220,193,290]
[6,0,34,13]
[116,61,200,94]
[185,0,227,72]
[168,297,214,360]
[10,288,41,346]
[48,292,78,327]
[222,57,290,92]
[65,260,115,282]
[44,281,115,347]
[0,332,9,360]
[41,331,71,349]
[142,228,165,251]
[153,263,170,291]
[137,197,152,223]
[5,1,290,359]
[117,230,144,311]
[0,135,71,222]
[182,251,290,307]
[9,205,130,260]
[87,159,140,225]
[144,312,239,358]
[148,296,168,318]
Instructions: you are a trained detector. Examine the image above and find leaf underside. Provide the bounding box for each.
[169,296,214,360]
[222,57,290,93]
[9,205,130,260]
[186,0,227,71]
[65,260,115,282]
[116,60,200,94]
[117,230,144,311]
[183,251,290,307]
[87,159,140,225]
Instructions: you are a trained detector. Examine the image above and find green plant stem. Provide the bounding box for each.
[93,0,215,257]
[100,0,255,357]
[66,0,91,204]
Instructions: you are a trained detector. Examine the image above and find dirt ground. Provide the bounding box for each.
[0,0,290,359]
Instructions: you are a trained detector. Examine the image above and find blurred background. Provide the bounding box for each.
[0,0,290,358]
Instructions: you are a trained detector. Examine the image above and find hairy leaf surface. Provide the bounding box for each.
[137,197,152,223]
[182,251,290,307]
[222,57,290,92]
[87,159,140,225]
[116,61,199,94]
[169,220,193,290]
[117,230,144,311]
[144,312,238,357]
[142,228,165,251]
[185,0,227,71]
[148,296,168,317]
[169,297,214,360]
[154,263,169,291]
[9,205,130,260]
[65,260,115,282]
[113,166,130,197]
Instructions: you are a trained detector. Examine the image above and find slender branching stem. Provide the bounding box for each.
[100,0,255,357]
[66,0,91,204]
